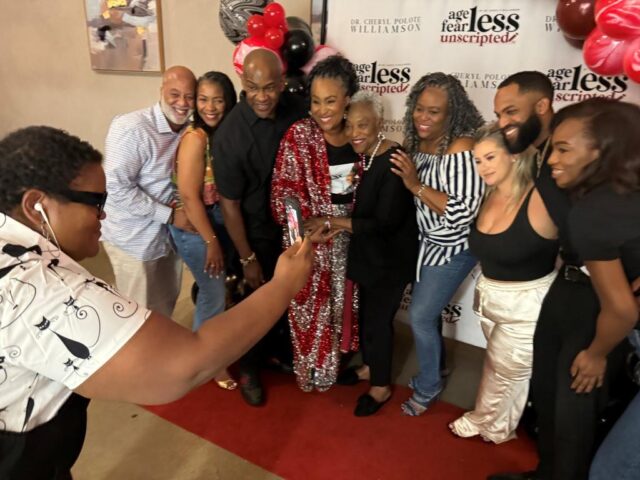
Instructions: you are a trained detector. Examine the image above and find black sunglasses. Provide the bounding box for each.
[57,190,108,217]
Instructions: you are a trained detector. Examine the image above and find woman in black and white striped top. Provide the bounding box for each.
[390,72,484,416]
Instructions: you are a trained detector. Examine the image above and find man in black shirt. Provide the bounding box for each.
[213,49,306,406]
[488,72,622,480]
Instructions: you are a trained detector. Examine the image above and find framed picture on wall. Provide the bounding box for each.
[310,0,327,45]
[83,0,164,72]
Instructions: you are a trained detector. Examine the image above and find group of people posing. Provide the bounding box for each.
[0,47,638,480]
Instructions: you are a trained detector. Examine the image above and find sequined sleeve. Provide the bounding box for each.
[271,119,321,226]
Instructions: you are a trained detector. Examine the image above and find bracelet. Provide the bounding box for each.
[324,218,332,230]
[203,235,217,245]
[415,184,427,199]
[239,252,257,267]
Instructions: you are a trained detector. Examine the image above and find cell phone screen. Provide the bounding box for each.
[284,198,303,245]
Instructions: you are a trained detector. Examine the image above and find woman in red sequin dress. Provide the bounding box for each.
[271,56,360,391]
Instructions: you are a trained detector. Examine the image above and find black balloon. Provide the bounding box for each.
[282,29,315,71]
[285,70,307,97]
[286,16,312,37]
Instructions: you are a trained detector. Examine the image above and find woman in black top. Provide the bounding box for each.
[449,123,558,443]
[328,91,418,416]
[544,98,640,480]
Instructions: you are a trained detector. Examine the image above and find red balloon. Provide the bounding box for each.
[263,2,286,28]
[595,0,640,39]
[623,36,640,82]
[264,27,285,50]
[583,26,629,74]
[247,14,266,38]
[243,35,267,47]
[595,0,619,15]
[557,0,597,39]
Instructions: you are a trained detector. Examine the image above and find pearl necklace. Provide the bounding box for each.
[362,134,385,171]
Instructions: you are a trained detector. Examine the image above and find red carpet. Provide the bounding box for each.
[145,371,537,479]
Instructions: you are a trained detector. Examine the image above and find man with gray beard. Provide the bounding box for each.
[101,66,196,317]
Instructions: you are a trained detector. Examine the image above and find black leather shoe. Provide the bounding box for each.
[239,373,265,407]
[487,471,538,480]
[354,393,391,417]
[337,366,363,386]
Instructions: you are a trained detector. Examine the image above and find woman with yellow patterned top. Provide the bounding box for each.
[169,71,238,389]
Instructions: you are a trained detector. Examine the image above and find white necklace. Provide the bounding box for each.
[363,134,385,171]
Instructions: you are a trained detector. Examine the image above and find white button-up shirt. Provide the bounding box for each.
[101,103,181,261]
[0,214,147,432]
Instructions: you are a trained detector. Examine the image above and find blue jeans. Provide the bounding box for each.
[169,204,230,331]
[589,331,640,480]
[408,249,477,400]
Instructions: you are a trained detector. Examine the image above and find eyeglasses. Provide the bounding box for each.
[57,190,108,217]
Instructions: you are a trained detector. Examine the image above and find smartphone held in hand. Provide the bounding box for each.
[284,197,304,246]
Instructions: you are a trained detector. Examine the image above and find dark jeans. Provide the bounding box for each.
[531,272,624,480]
[0,393,89,480]
[238,238,292,376]
[360,281,407,386]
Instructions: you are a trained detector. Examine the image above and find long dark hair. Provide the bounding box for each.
[192,71,237,134]
[551,98,640,196]
[403,72,484,156]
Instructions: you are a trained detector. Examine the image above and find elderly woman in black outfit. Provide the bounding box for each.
[330,91,418,416]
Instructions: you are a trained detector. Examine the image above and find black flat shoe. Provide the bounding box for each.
[336,366,363,386]
[354,393,391,417]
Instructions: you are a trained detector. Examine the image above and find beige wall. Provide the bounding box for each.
[0,0,311,149]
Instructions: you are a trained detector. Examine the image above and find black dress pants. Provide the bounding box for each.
[238,238,292,375]
[359,281,407,386]
[0,393,89,480]
[531,272,623,480]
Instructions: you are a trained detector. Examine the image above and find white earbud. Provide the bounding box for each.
[34,201,61,257]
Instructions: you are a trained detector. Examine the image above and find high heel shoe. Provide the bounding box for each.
[216,378,238,390]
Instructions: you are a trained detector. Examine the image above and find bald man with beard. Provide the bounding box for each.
[102,65,197,318]
[214,49,306,406]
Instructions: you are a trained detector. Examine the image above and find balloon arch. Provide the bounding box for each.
[220,0,340,95]
[220,1,640,94]
[556,0,640,82]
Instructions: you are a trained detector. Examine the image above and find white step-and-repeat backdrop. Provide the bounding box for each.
[318,0,640,347]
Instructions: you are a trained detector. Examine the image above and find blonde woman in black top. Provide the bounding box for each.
[449,123,558,443]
